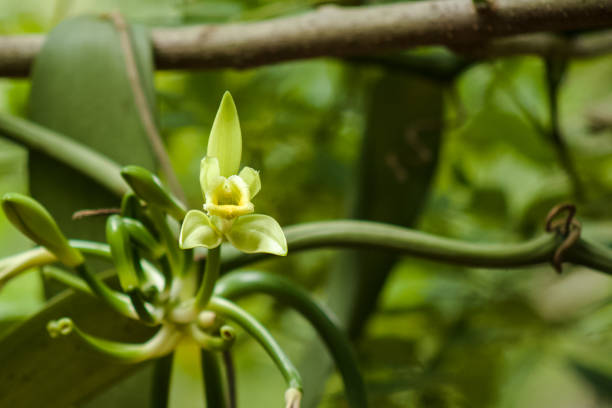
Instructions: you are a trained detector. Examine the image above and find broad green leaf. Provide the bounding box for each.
[25,15,158,243]
[0,16,161,404]
[179,210,222,249]
[0,114,128,196]
[0,282,155,407]
[0,140,44,322]
[207,92,242,177]
[335,71,444,328]
[300,71,444,406]
[569,359,612,401]
[227,214,287,255]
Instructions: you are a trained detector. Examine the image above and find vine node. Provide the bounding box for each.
[545,203,582,273]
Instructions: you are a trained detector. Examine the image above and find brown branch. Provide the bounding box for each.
[72,208,120,220]
[2,0,612,77]
[108,12,186,204]
[586,98,612,132]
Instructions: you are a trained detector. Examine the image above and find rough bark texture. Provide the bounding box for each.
[2,0,612,76]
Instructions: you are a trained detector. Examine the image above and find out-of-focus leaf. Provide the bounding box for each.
[0,284,155,407]
[0,139,44,324]
[458,107,554,165]
[302,70,444,407]
[26,15,157,242]
[517,186,568,236]
[338,71,444,333]
[569,359,612,401]
[1,16,161,405]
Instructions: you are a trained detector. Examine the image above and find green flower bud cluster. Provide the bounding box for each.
[0,92,303,408]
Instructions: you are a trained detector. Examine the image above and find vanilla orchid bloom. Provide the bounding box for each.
[179,92,287,256]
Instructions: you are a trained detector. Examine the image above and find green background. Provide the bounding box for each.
[1,1,612,407]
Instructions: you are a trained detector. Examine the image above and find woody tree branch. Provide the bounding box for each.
[2,0,612,76]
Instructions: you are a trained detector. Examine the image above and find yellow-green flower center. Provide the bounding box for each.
[204,176,254,219]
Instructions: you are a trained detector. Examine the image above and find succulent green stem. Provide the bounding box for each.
[47,319,182,363]
[152,353,173,408]
[69,239,112,257]
[69,239,165,290]
[73,263,162,322]
[208,296,302,391]
[215,270,367,408]
[221,220,612,275]
[106,215,142,292]
[567,239,612,273]
[2,249,161,322]
[128,290,159,325]
[120,166,187,221]
[0,113,128,196]
[201,350,230,408]
[44,266,161,324]
[149,208,182,275]
[122,217,166,259]
[42,265,92,294]
[188,324,235,351]
[74,263,136,317]
[195,246,221,309]
[0,247,57,287]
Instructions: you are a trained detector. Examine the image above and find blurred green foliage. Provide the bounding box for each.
[1,0,612,407]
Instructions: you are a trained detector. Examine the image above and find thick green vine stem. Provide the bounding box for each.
[41,266,92,294]
[188,324,235,351]
[220,220,612,275]
[152,354,173,408]
[0,247,57,287]
[568,239,612,274]
[201,350,230,408]
[69,240,165,290]
[0,247,138,318]
[73,263,140,320]
[208,296,303,406]
[196,246,221,309]
[120,166,187,221]
[149,208,183,276]
[46,320,182,363]
[0,113,128,196]
[215,270,368,408]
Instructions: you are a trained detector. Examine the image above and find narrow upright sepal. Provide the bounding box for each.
[207,91,242,177]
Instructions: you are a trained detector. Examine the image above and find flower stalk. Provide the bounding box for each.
[195,246,221,309]
[208,297,303,403]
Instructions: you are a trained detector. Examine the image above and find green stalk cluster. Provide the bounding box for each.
[0,93,340,408]
[0,169,310,407]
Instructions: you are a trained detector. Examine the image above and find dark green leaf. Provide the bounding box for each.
[26,15,158,242]
[0,284,155,407]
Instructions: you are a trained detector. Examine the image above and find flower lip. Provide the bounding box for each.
[204,175,254,219]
